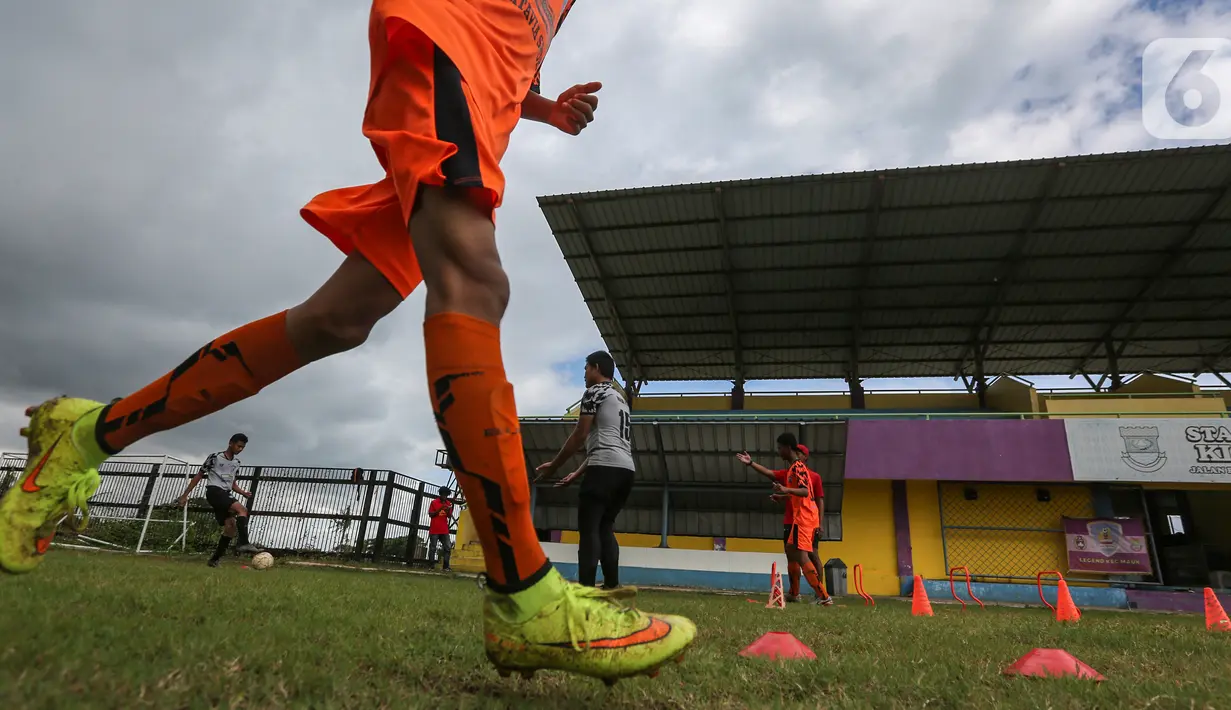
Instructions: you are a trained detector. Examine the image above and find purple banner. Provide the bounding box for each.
[1064,517,1152,575]
[844,420,1074,481]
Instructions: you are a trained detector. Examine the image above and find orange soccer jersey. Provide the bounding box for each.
[787,461,819,532]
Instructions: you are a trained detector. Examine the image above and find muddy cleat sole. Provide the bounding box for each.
[0,398,109,574]
[484,569,696,684]
[595,652,686,687]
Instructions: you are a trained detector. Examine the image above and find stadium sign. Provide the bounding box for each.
[1065,419,1231,483]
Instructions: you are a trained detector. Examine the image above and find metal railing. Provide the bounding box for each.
[523,409,1230,423]
[0,456,456,566]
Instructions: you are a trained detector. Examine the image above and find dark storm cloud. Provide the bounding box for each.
[2,0,1226,473]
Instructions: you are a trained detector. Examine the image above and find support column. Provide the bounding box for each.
[654,423,671,548]
[659,488,670,548]
[891,480,914,596]
[848,377,866,410]
[1105,338,1124,391]
[731,380,745,410]
[974,351,988,409]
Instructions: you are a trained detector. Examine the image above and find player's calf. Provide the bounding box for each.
[209,524,235,567]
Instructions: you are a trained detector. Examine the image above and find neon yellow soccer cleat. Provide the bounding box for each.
[483,569,696,685]
[0,397,109,574]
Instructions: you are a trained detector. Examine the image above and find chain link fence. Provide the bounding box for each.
[0,453,455,565]
[939,482,1103,581]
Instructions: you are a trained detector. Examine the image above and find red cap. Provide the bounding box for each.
[797,444,810,459]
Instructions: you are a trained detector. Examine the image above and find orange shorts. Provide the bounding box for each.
[301,2,533,298]
[785,523,816,553]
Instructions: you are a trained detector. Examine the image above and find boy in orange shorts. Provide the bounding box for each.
[736,441,831,604]
[0,0,694,684]
[767,434,833,606]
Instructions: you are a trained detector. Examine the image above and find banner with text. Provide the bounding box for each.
[1064,419,1231,483]
[1064,517,1152,575]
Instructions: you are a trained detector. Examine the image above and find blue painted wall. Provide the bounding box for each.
[919,578,1128,609]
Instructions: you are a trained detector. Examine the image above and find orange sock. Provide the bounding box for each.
[96,311,303,453]
[787,561,801,597]
[425,312,550,593]
[802,561,830,598]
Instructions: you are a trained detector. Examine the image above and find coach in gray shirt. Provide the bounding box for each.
[536,350,634,590]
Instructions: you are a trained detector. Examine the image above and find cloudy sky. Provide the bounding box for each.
[2,0,1228,481]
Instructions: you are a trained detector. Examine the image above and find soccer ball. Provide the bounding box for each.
[251,552,275,570]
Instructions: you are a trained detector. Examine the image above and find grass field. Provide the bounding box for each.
[2,552,1229,709]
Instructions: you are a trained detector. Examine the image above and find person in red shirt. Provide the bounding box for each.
[427,486,456,572]
[736,434,833,605]
[771,445,825,598]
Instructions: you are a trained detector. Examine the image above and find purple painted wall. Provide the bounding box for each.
[845,420,1075,481]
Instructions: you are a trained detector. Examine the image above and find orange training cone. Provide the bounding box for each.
[740,632,816,660]
[767,562,786,609]
[1054,579,1081,622]
[1003,648,1104,681]
[911,575,933,617]
[1205,588,1230,632]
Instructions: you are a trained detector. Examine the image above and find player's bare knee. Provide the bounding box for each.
[290,301,380,356]
[411,187,509,321]
[224,519,237,537]
[287,253,402,360]
[435,253,510,320]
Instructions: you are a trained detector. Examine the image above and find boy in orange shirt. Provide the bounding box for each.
[767,434,833,605]
[736,440,831,604]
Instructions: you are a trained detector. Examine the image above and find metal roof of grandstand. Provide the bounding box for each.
[538,144,1231,382]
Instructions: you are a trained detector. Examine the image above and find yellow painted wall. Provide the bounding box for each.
[1115,373,1200,394]
[631,395,731,412]
[630,384,1228,416]
[630,392,982,412]
[864,392,978,410]
[556,531,715,550]
[747,394,850,410]
[985,377,1040,414]
[1041,396,1228,418]
[906,480,946,579]
[939,483,1095,580]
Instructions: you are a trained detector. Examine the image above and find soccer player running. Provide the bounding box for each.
[427,485,455,571]
[177,434,262,567]
[0,0,694,684]
[736,435,833,605]
[536,351,634,592]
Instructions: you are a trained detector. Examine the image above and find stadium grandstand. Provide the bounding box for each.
[448,144,1231,610]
